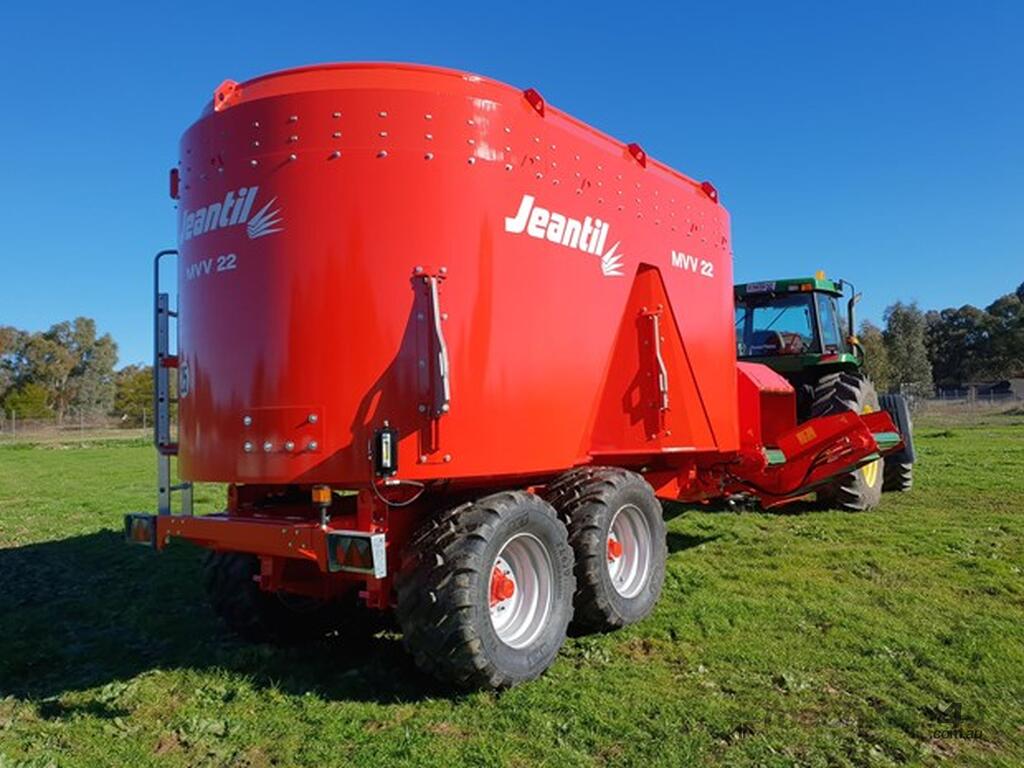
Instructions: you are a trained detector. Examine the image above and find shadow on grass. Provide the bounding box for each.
[0,530,445,705]
[666,531,720,553]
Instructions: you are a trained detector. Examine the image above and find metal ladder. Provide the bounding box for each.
[154,249,193,517]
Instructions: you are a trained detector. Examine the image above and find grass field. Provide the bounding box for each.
[1,413,1022,767]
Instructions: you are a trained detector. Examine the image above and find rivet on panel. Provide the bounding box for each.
[419,454,427,463]
[252,140,260,148]
[467,138,475,145]
[504,126,511,133]
[332,111,341,118]
[329,151,341,159]
[425,152,434,160]
[284,441,295,452]
[504,164,513,171]
[425,133,433,140]
[378,150,388,158]
[308,440,319,451]
[379,110,388,117]
[252,121,260,128]
[443,454,452,463]
[250,159,259,166]
[263,441,273,452]
[288,153,297,161]
[418,405,427,413]
[379,130,388,137]
[424,113,432,120]
[243,441,254,452]
[468,157,476,165]
[439,266,447,274]
[332,131,342,138]
[288,115,298,122]
[243,415,253,427]
[307,413,318,424]
[289,135,299,142]
[535,172,543,179]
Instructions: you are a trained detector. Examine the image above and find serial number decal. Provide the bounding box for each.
[186,253,237,281]
[670,250,715,278]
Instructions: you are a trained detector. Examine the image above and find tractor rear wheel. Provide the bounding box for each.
[810,371,884,511]
[395,491,575,689]
[202,551,344,645]
[880,393,914,492]
[544,468,667,633]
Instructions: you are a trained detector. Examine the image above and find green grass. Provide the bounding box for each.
[1,419,1022,767]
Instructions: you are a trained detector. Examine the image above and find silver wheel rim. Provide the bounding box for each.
[607,503,652,598]
[488,533,554,649]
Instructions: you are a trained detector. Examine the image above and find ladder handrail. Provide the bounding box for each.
[153,249,192,517]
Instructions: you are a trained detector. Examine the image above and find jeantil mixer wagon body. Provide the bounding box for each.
[125,63,906,689]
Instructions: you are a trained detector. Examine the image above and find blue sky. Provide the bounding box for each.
[0,1,1020,366]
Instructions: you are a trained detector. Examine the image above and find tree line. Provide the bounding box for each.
[860,282,1024,395]
[0,319,151,425]
[3,285,1022,422]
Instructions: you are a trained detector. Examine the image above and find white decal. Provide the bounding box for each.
[186,253,238,281]
[504,194,624,277]
[179,186,284,242]
[671,250,714,279]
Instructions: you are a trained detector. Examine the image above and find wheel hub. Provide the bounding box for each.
[490,565,516,606]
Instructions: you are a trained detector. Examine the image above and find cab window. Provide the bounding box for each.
[736,294,819,357]
[816,294,841,352]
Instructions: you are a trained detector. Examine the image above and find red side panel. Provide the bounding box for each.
[736,362,796,449]
[588,265,718,456]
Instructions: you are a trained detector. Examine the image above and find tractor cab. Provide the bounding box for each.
[734,273,860,375]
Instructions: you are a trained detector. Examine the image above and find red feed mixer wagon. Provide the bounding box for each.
[126,63,904,689]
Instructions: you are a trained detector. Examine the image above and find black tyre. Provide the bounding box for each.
[880,393,915,492]
[395,491,575,689]
[202,551,344,644]
[544,468,667,633]
[810,371,884,511]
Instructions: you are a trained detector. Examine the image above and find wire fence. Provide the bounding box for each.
[0,412,150,444]
[2,391,1020,447]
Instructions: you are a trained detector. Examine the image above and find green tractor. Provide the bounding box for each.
[734,273,915,510]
